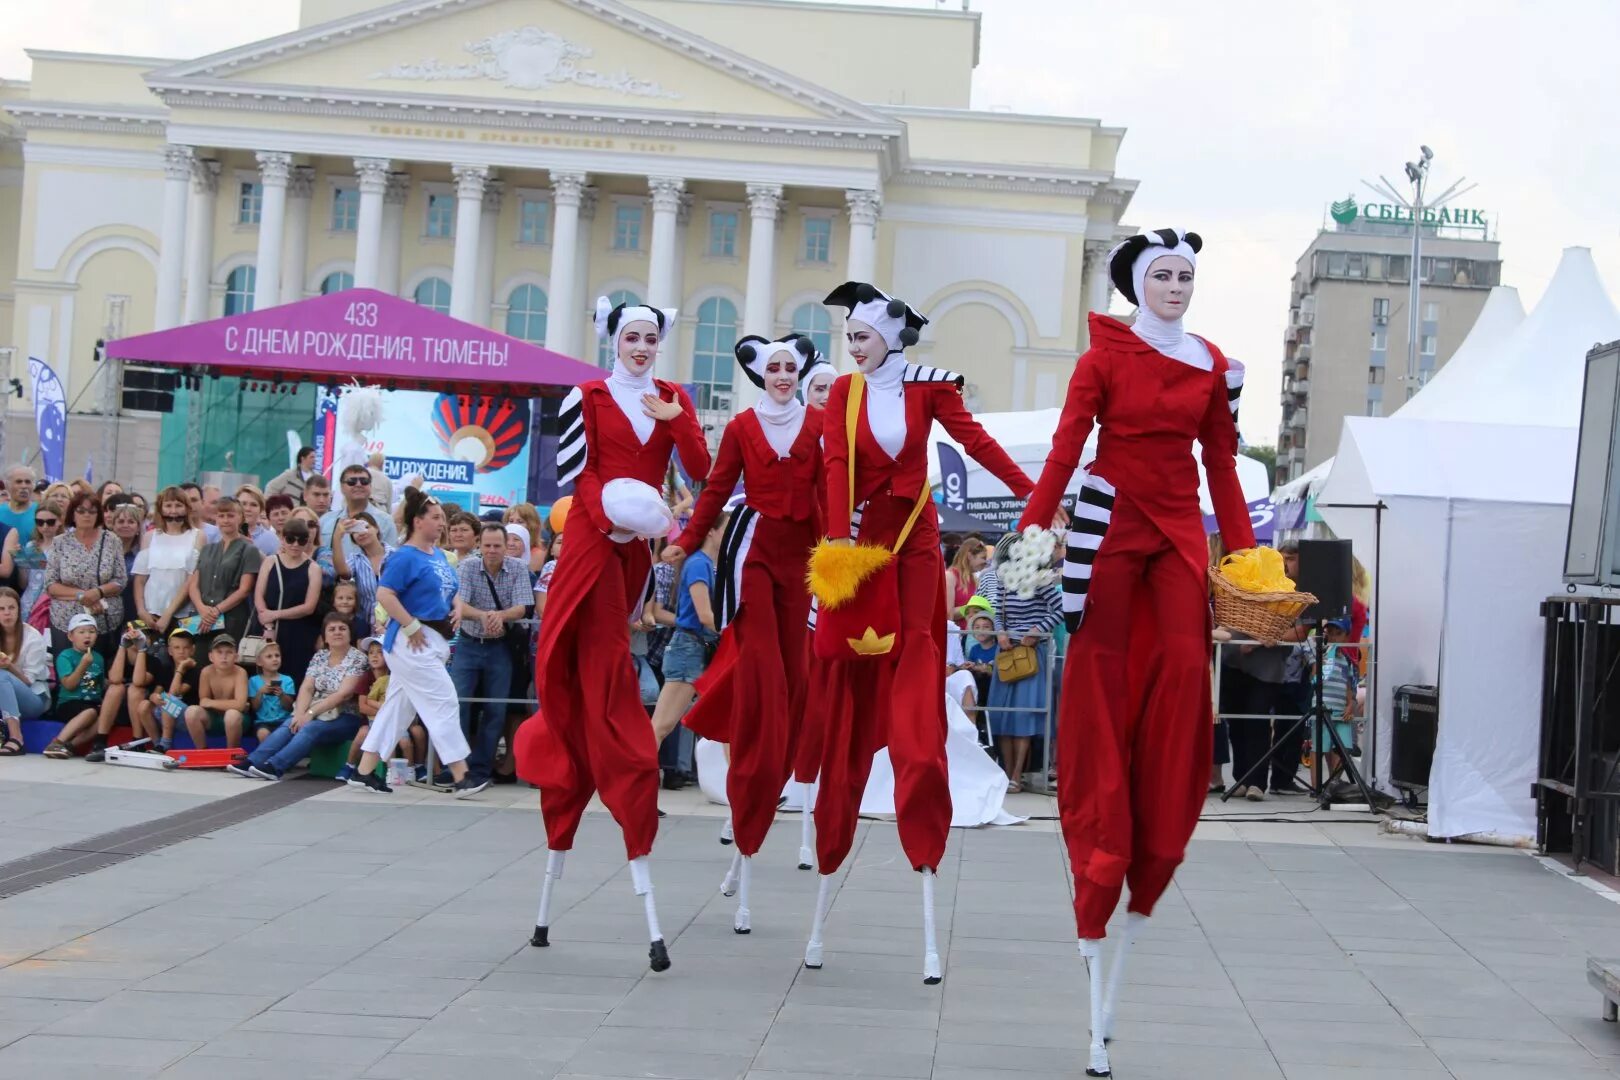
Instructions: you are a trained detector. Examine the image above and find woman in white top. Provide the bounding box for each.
[132,486,203,635]
[0,585,50,754]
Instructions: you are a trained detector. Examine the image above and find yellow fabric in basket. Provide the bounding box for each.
[1218,548,1296,594]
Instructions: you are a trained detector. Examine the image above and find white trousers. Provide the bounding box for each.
[362,627,470,764]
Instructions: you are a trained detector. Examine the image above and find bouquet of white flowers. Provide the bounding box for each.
[999,525,1061,599]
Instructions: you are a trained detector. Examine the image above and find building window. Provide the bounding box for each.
[224,266,256,315]
[597,289,641,370]
[331,187,359,232]
[505,284,548,344]
[320,272,354,295]
[692,297,739,413]
[1423,301,1439,322]
[426,193,456,239]
[1346,253,1366,278]
[708,211,738,257]
[790,303,833,360]
[1367,395,1383,418]
[1421,333,1438,356]
[519,199,550,245]
[1368,367,1385,384]
[414,277,451,314]
[1370,327,1388,352]
[1386,255,1409,281]
[802,217,832,264]
[613,204,644,251]
[1372,297,1390,322]
[1325,252,1348,277]
[237,182,263,225]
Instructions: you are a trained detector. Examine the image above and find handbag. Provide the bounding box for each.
[810,373,932,662]
[995,644,1039,685]
[239,557,283,663]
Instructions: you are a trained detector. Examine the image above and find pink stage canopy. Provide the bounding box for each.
[105,288,600,393]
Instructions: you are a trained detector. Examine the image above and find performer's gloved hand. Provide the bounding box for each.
[660,545,685,564]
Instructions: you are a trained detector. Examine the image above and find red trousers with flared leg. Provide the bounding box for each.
[814,495,952,875]
[684,516,814,857]
[517,519,660,860]
[1059,499,1213,939]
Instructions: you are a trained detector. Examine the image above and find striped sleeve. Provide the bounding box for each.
[556,386,586,488]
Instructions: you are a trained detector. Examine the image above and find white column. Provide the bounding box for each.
[280,166,314,303]
[252,151,292,311]
[182,157,220,324]
[352,157,391,290]
[154,145,193,330]
[667,193,692,379]
[1084,242,1112,313]
[379,171,410,295]
[474,179,503,325]
[844,188,881,285]
[449,164,488,321]
[737,183,783,412]
[573,186,598,360]
[646,175,684,310]
[545,170,587,358]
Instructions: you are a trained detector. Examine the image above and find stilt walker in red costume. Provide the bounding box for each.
[516,297,711,973]
[804,283,1033,984]
[665,333,828,934]
[1017,230,1254,1077]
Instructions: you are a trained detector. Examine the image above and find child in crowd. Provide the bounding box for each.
[1312,618,1360,783]
[331,580,366,643]
[185,633,248,749]
[43,613,127,759]
[337,635,389,784]
[130,628,199,751]
[248,641,296,743]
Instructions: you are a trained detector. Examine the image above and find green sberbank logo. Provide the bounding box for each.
[1330,196,1358,225]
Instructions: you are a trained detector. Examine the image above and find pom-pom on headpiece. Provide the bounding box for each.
[1106,229,1203,307]
[824,281,927,352]
[733,333,826,389]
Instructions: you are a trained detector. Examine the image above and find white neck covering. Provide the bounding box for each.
[606,330,658,444]
[863,353,907,459]
[1129,247,1212,371]
[749,342,808,457]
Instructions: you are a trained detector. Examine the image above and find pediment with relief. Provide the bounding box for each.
[148,0,887,126]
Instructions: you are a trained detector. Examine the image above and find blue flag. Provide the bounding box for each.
[936,442,968,513]
[27,358,65,483]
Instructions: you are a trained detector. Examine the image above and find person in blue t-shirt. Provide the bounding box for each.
[649,512,728,747]
[248,641,297,742]
[346,489,480,798]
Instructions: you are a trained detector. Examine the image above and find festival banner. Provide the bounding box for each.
[27,358,65,482]
[936,442,969,513]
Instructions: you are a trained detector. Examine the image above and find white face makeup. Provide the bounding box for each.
[846,319,889,374]
[616,320,660,375]
[762,353,801,405]
[805,373,834,408]
[1141,255,1195,320]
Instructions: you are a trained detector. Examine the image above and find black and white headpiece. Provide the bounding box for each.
[1107,229,1203,307]
[823,282,927,353]
[733,333,827,389]
[594,296,677,343]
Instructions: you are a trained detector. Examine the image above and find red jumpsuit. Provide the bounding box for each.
[678,408,824,857]
[816,371,1032,874]
[517,379,711,860]
[1019,314,1254,939]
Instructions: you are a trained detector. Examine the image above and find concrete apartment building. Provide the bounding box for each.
[1277,197,1501,484]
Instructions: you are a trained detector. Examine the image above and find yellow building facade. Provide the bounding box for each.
[0,0,1136,488]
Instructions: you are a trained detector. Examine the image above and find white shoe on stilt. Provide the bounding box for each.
[804,874,832,969]
[921,867,942,985]
[719,817,734,845]
[720,849,742,897]
[629,857,671,972]
[530,849,565,947]
[1080,938,1110,1077]
[1100,911,1146,1044]
[797,781,816,870]
[733,855,752,934]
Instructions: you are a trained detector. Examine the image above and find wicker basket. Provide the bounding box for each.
[1208,566,1315,643]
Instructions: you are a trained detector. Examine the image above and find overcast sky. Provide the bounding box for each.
[5,0,1615,445]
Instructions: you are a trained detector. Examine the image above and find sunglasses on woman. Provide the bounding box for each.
[36,517,57,527]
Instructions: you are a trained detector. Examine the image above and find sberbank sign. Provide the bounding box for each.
[1330,195,1486,229]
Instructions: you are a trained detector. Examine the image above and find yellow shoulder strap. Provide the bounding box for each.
[844,373,865,520]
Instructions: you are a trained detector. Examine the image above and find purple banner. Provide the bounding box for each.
[1205,498,1276,543]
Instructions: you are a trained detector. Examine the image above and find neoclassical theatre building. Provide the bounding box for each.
[0,0,1136,486]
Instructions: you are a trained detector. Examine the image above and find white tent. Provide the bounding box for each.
[1392,285,1526,421]
[1318,247,1620,841]
[927,410,1272,529]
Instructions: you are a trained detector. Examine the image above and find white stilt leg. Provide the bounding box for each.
[719,816,734,845]
[804,874,832,969]
[530,849,565,947]
[1080,939,1110,1077]
[628,857,671,972]
[921,868,942,984]
[721,849,742,896]
[1101,912,1146,1043]
[733,855,752,934]
[798,780,816,870]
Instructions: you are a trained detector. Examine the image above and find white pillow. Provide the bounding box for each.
[601,478,674,543]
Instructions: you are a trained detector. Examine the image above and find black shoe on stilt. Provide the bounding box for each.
[649,939,671,972]
[530,925,550,947]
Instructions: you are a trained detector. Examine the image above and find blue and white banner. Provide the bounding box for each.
[936,442,968,513]
[27,358,65,482]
